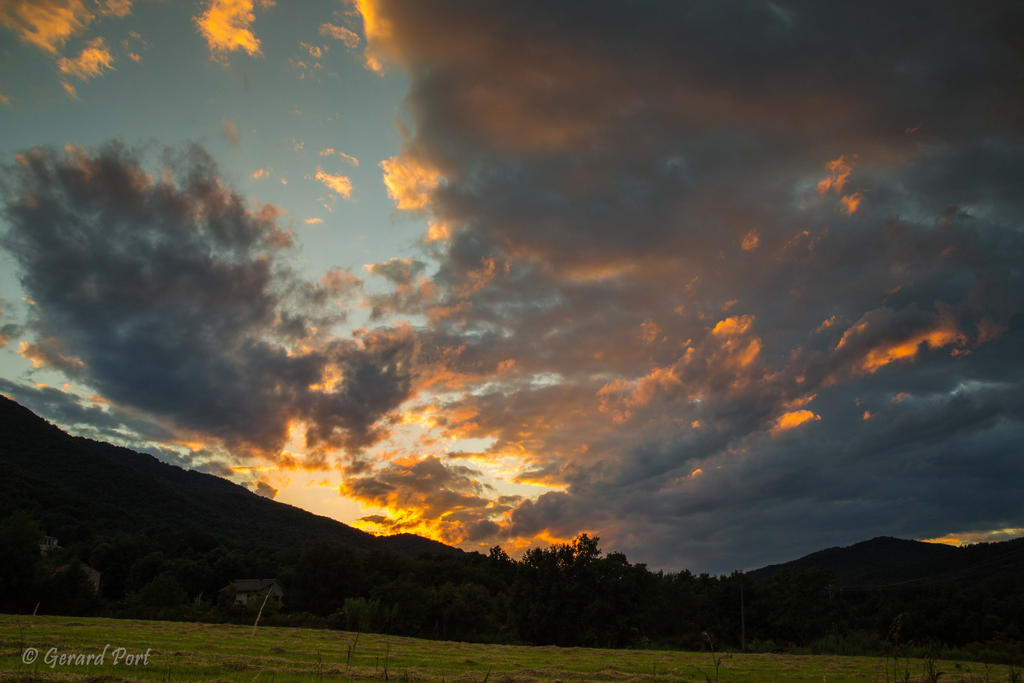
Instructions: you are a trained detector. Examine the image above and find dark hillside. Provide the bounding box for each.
[0,395,456,558]
[748,535,1024,587]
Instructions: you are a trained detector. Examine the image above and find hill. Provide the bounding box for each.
[0,394,458,558]
[747,534,1024,587]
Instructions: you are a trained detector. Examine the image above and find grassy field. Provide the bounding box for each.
[0,614,1016,682]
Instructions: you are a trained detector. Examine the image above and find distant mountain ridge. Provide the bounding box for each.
[0,395,459,558]
[3,393,1022,582]
[747,534,1024,587]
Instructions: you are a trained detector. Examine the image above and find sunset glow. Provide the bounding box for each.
[1,0,1021,573]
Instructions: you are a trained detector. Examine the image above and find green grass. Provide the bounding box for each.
[0,614,1016,682]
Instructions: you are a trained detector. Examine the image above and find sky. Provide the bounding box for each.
[0,0,1022,574]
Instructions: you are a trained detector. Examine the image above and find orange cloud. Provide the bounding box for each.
[319,22,360,49]
[120,29,146,63]
[320,148,359,166]
[711,314,754,337]
[732,337,762,369]
[426,221,451,242]
[380,155,440,210]
[859,323,967,375]
[19,339,85,375]
[170,438,207,453]
[453,256,507,298]
[920,528,1024,546]
[632,366,682,408]
[304,217,323,224]
[341,455,497,545]
[975,317,1006,345]
[835,319,870,350]
[194,0,264,64]
[300,41,325,59]
[0,0,93,54]
[639,319,662,344]
[101,0,133,18]
[816,154,854,196]
[772,409,821,434]
[57,36,114,80]
[922,534,960,546]
[562,261,637,283]
[315,168,353,198]
[251,168,268,180]
[783,393,816,410]
[816,315,841,333]
[706,314,763,375]
[353,0,391,71]
[741,228,760,251]
[840,191,863,215]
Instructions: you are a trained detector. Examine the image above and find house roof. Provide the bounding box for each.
[222,578,280,593]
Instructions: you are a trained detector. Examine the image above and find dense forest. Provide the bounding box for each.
[1,397,1022,664]
[3,515,1023,665]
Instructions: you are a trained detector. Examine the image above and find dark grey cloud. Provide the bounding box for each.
[0,142,413,461]
[253,479,278,499]
[0,377,173,442]
[361,0,1024,570]
[0,377,232,473]
[0,300,21,347]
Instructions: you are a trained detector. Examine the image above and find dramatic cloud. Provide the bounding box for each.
[343,454,497,542]
[2,0,1021,574]
[0,142,413,465]
[342,0,1024,570]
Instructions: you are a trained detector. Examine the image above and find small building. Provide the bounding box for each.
[40,536,59,553]
[221,578,283,605]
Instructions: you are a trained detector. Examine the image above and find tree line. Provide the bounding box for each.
[0,513,1021,664]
